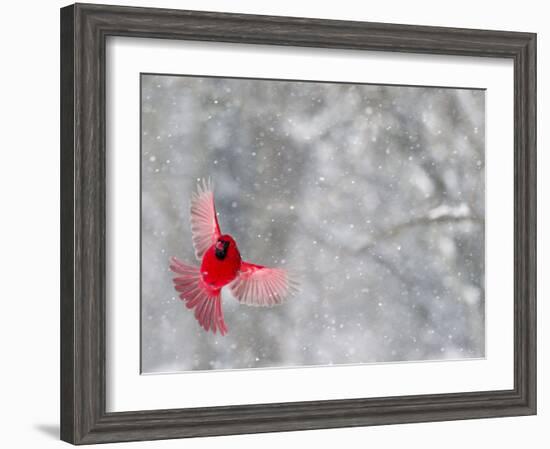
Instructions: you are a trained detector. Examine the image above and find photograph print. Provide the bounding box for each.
[141,73,485,374]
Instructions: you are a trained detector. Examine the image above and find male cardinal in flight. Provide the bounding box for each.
[170,179,297,336]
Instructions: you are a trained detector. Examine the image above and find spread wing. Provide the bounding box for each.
[190,179,222,261]
[229,261,298,307]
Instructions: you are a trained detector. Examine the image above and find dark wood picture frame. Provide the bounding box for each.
[60,3,537,445]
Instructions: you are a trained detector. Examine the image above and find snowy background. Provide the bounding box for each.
[141,74,485,373]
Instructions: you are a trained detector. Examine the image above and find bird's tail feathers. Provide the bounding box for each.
[170,257,228,336]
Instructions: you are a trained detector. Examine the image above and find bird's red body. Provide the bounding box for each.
[200,234,241,289]
[170,180,297,335]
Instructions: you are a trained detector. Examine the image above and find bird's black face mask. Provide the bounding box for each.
[215,239,230,260]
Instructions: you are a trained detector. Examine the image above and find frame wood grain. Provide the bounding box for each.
[60,3,536,444]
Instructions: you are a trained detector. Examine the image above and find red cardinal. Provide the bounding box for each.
[170,179,297,335]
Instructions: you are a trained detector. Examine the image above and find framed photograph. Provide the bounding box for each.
[60,3,536,445]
